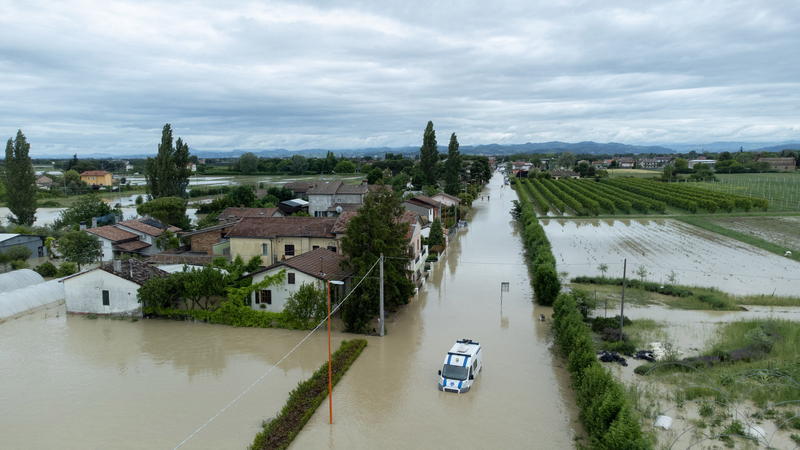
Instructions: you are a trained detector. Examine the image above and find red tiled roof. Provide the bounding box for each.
[331,211,357,234]
[80,170,111,176]
[114,240,151,252]
[117,219,180,237]
[254,248,351,281]
[432,192,461,204]
[226,217,337,239]
[86,225,139,242]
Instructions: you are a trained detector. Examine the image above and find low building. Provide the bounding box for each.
[79,170,113,187]
[217,207,283,223]
[0,233,47,259]
[181,222,236,255]
[86,225,151,261]
[400,211,426,287]
[616,157,635,169]
[757,157,796,172]
[61,259,167,316]
[306,181,384,217]
[277,198,309,215]
[284,181,317,199]
[431,192,461,208]
[549,169,580,180]
[403,196,442,223]
[36,175,54,189]
[247,248,351,313]
[688,158,717,169]
[638,157,673,169]
[115,218,182,255]
[227,215,352,266]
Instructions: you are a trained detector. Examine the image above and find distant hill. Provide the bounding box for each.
[665,141,800,153]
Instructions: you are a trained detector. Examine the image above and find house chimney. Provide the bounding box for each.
[91,217,98,228]
[113,259,122,273]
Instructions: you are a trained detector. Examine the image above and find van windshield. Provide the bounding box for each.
[441,364,468,380]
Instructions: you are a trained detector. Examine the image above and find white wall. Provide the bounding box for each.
[63,269,143,315]
[249,268,324,313]
[97,237,115,261]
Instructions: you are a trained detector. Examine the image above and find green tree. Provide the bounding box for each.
[289,155,308,175]
[3,130,37,225]
[673,157,689,173]
[283,282,327,328]
[144,124,192,198]
[597,263,609,278]
[419,121,439,185]
[227,185,256,207]
[334,160,356,173]
[239,152,259,174]
[136,197,190,229]
[57,230,102,270]
[428,219,445,247]
[138,275,183,310]
[367,167,384,184]
[54,194,113,229]
[444,133,462,195]
[341,188,414,333]
[323,151,337,173]
[180,266,227,310]
[155,230,181,251]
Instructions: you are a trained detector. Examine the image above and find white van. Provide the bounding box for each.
[437,339,482,393]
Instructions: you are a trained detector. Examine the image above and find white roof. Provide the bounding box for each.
[0,269,44,294]
[0,279,64,321]
[448,339,480,357]
[0,233,21,242]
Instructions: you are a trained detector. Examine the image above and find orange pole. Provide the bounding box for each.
[327,280,333,425]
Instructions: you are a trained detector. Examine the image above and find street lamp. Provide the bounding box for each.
[326,279,345,425]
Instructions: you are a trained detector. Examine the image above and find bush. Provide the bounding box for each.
[283,283,326,329]
[148,300,293,328]
[34,261,58,277]
[56,262,78,277]
[249,339,367,449]
[10,260,28,270]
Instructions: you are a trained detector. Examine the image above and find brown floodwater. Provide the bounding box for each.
[542,218,800,296]
[0,172,579,449]
[291,174,578,449]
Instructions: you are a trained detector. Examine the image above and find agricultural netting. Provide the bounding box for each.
[0,269,44,293]
[0,279,64,321]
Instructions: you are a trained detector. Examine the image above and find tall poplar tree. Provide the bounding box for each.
[444,132,462,195]
[419,121,438,186]
[341,188,415,333]
[3,130,37,225]
[145,124,192,198]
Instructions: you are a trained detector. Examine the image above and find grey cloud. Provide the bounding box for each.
[1,0,799,155]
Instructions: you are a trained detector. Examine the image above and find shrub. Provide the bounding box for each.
[283,283,326,329]
[250,339,367,449]
[10,260,28,270]
[56,262,78,277]
[34,261,58,277]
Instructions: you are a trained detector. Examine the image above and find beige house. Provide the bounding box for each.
[247,248,351,313]
[227,215,353,266]
[79,170,113,186]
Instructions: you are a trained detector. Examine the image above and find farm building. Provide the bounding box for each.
[247,248,351,313]
[79,170,113,186]
[549,169,580,180]
[61,259,167,316]
[757,157,796,172]
[0,233,47,259]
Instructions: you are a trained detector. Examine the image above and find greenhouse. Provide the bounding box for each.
[0,269,44,294]
[0,272,64,321]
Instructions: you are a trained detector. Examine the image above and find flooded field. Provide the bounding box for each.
[708,216,800,250]
[543,218,800,296]
[0,206,199,227]
[0,173,579,449]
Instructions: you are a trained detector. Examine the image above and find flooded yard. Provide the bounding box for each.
[707,216,800,250]
[543,218,800,296]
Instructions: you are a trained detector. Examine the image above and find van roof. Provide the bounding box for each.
[447,339,480,358]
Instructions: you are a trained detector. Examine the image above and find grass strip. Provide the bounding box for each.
[675,215,800,262]
[250,339,367,450]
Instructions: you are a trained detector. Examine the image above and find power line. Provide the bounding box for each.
[173,257,381,450]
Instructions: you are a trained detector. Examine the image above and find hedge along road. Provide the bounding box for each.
[291,172,579,449]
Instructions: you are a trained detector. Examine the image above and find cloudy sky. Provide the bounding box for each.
[2,0,799,156]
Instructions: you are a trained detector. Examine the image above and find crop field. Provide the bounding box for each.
[694,172,800,211]
[515,178,765,216]
[705,216,800,251]
[540,218,800,296]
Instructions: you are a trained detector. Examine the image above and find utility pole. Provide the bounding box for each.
[620,258,627,334]
[379,253,384,337]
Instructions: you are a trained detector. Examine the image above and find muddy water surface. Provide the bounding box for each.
[291,173,578,449]
[543,218,800,296]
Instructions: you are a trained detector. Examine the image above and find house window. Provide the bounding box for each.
[256,290,272,305]
[284,244,295,256]
[102,290,110,306]
[262,243,269,256]
[288,273,295,284]
[312,245,319,250]
[327,246,337,253]
[38,246,44,257]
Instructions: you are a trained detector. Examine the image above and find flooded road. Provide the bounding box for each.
[292,173,578,449]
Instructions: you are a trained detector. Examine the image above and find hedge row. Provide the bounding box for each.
[520,179,550,215]
[249,339,368,450]
[553,293,651,449]
[571,276,694,298]
[146,300,296,329]
[513,179,561,305]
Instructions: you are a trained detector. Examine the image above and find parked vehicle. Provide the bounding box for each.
[437,338,482,393]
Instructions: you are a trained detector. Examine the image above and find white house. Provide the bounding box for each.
[431,192,461,208]
[400,211,426,287]
[247,248,351,313]
[115,218,182,255]
[307,181,370,217]
[60,259,167,316]
[86,225,149,261]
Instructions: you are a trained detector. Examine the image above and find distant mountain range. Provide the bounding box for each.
[34,140,800,159]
